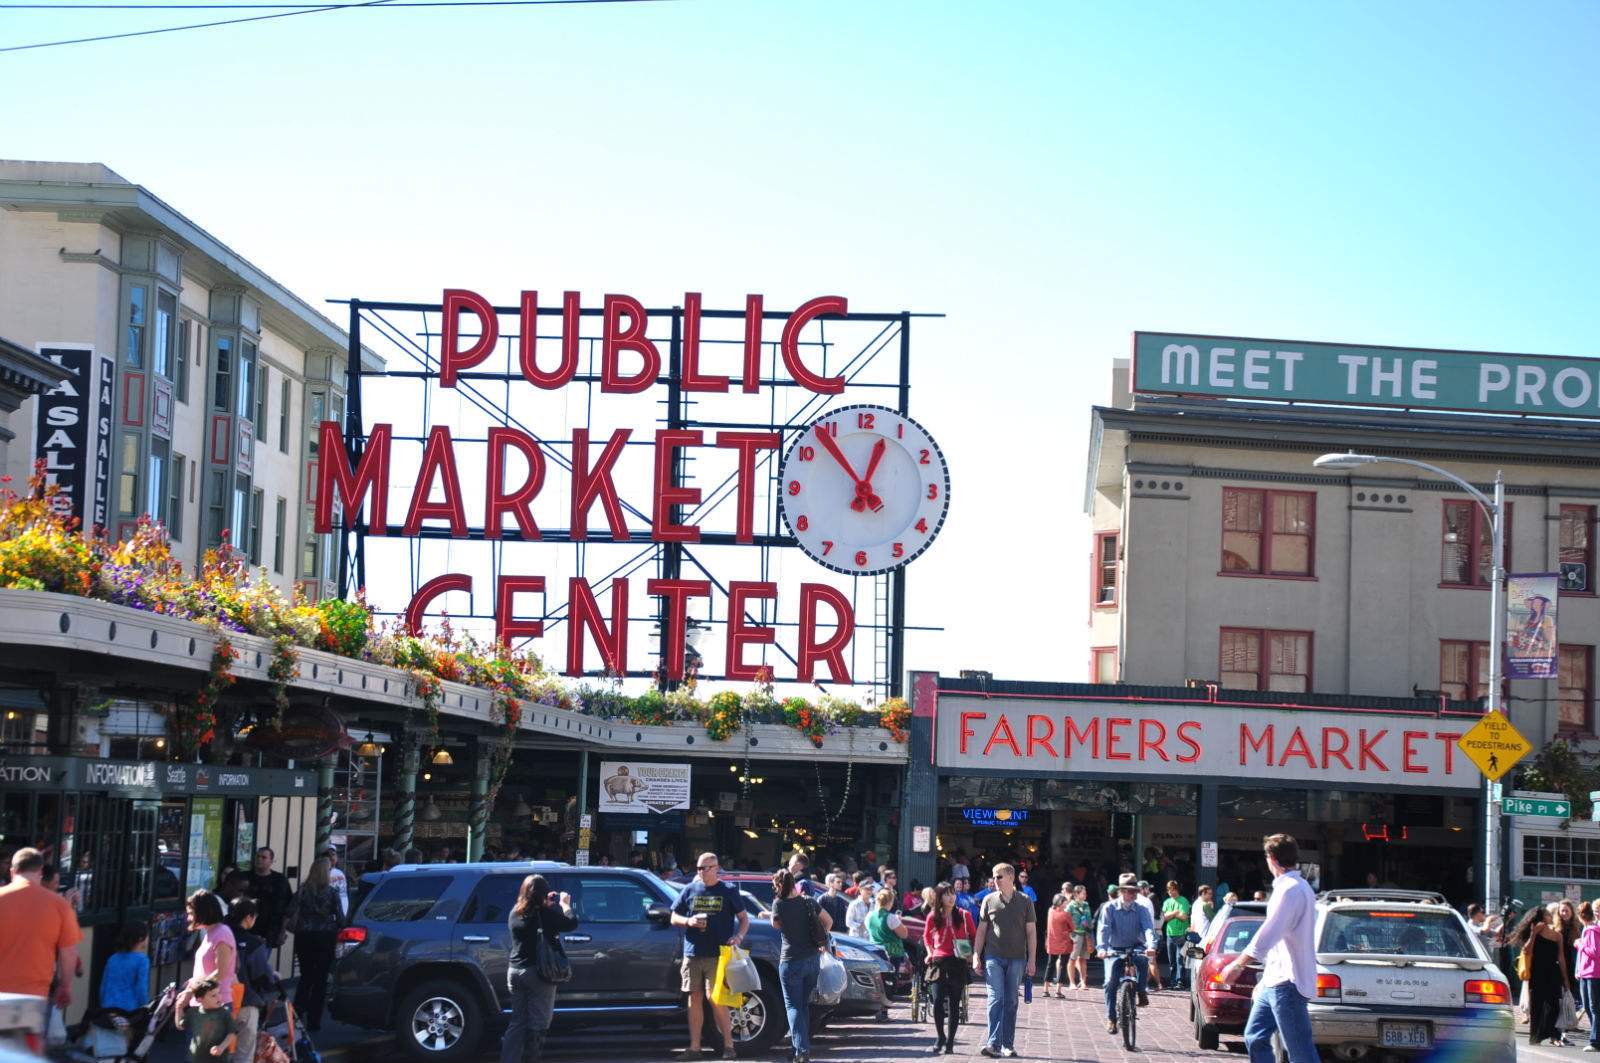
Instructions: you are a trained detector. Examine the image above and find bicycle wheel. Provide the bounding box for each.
[1119,979,1137,1051]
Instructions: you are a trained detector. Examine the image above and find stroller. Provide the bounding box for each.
[117,981,179,1063]
[258,1000,320,1063]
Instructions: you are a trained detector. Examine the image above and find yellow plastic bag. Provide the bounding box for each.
[710,945,745,1009]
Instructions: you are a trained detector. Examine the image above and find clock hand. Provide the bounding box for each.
[814,428,865,484]
[859,439,887,512]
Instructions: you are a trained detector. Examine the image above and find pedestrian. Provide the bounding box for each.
[1016,870,1038,903]
[1577,903,1600,1052]
[669,853,749,1060]
[845,877,873,940]
[880,868,903,913]
[1044,893,1075,997]
[1067,884,1093,991]
[770,869,830,1063]
[96,921,152,1039]
[1517,905,1568,1046]
[949,852,971,884]
[0,847,82,1007]
[218,870,249,917]
[186,890,237,1021]
[866,886,910,1019]
[227,899,282,1063]
[245,847,293,949]
[971,863,1036,1059]
[818,873,850,929]
[1191,884,1217,943]
[1095,873,1157,1034]
[323,845,349,919]
[954,877,981,925]
[286,856,342,1030]
[174,976,236,1063]
[1466,903,1502,959]
[501,874,576,1063]
[922,882,973,1056]
[1160,880,1192,991]
[1134,881,1162,990]
[1218,834,1318,1063]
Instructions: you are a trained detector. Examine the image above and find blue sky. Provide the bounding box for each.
[7,0,1600,683]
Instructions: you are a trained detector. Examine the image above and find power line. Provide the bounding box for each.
[3,0,667,7]
[0,0,672,53]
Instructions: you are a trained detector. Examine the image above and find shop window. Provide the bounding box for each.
[1221,488,1315,577]
[1561,504,1595,594]
[364,875,450,922]
[1523,833,1600,880]
[1093,532,1118,605]
[1219,628,1311,692]
[1441,499,1510,586]
[1559,644,1593,733]
[461,874,523,924]
[1091,647,1118,684]
[1439,640,1493,702]
[155,798,188,902]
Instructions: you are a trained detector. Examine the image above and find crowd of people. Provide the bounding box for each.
[1495,895,1600,1049]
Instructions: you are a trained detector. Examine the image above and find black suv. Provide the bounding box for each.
[330,861,888,1061]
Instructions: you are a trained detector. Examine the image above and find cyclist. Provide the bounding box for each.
[1095,872,1158,1036]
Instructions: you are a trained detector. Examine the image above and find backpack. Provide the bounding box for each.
[532,909,572,984]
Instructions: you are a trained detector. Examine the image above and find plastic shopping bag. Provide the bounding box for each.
[711,947,745,1009]
[812,950,847,1006]
[722,947,761,994]
[1561,987,1580,1031]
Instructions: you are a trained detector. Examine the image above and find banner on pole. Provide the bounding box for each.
[1506,573,1560,680]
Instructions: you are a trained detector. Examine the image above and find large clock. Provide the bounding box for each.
[778,403,950,575]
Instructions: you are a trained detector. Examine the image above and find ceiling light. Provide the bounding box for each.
[432,748,454,766]
[355,732,379,758]
[421,796,442,822]
[422,771,433,782]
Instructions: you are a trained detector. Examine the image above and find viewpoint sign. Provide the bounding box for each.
[1132,332,1600,417]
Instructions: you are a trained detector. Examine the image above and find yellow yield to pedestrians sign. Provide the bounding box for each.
[1457,710,1531,781]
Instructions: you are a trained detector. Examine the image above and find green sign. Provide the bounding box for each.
[1132,332,1600,417]
[1503,796,1571,818]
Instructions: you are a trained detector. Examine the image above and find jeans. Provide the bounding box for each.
[983,955,1025,1051]
[502,967,558,1063]
[1102,954,1148,1021]
[1244,982,1318,1063]
[1165,935,1189,990]
[778,952,820,1056]
[1583,979,1600,1047]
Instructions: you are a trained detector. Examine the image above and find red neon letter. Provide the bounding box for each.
[652,430,703,543]
[402,425,467,537]
[1358,729,1390,772]
[441,289,497,389]
[1280,727,1316,768]
[601,294,660,394]
[565,577,628,677]
[645,578,712,681]
[724,581,778,680]
[983,715,1022,757]
[959,711,985,755]
[404,572,471,636]
[1138,718,1170,762]
[1402,730,1428,774]
[1434,731,1461,775]
[1026,715,1058,758]
[495,575,545,646]
[797,582,854,684]
[781,295,848,395]
[1240,723,1274,765]
[1063,716,1099,758]
[680,292,728,393]
[314,420,391,534]
[570,428,631,541]
[1105,718,1133,760]
[741,294,764,393]
[1322,727,1353,770]
[1175,720,1202,763]
[716,431,780,543]
[517,290,580,390]
[486,427,544,540]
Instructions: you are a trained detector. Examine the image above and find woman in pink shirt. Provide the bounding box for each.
[1576,903,1600,1050]
[922,882,973,1056]
[186,890,236,1011]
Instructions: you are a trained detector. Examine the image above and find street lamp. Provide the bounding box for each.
[1314,450,1506,911]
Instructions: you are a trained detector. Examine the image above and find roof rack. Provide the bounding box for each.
[1317,888,1448,906]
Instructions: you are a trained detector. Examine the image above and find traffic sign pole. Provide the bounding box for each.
[1486,472,1506,914]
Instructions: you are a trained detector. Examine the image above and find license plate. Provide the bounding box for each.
[1380,1022,1432,1049]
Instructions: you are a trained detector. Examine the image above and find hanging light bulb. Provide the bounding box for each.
[421,796,442,822]
[355,732,379,758]
[431,747,454,766]
[512,794,532,817]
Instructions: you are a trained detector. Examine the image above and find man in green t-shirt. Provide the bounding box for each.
[1158,880,1192,991]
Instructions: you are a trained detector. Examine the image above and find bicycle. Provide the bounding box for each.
[1101,946,1148,1052]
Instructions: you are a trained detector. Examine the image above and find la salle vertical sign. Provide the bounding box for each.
[33,348,113,531]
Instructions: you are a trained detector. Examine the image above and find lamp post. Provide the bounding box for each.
[1314,450,1505,911]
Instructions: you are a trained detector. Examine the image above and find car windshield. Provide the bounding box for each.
[738,880,775,905]
[1219,918,1263,954]
[1319,909,1477,957]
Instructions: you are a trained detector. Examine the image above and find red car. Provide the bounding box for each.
[1190,902,1267,1051]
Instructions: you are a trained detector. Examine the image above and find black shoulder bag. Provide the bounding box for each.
[533,907,573,984]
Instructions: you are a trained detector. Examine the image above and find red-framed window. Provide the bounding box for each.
[1220,488,1315,577]
[1093,532,1118,606]
[1439,640,1493,702]
[1560,505,1595,595]
[1219,628,1312,692]
[1559,645,1593,733]
[1441,500,1511,587]
[1091,647,1118,684]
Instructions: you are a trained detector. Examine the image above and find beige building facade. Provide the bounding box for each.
[0,160,378,600]
[1087,359,1600,750]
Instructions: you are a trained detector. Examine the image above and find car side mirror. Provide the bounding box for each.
[647,905,673,925]
[1185,945,1206,959]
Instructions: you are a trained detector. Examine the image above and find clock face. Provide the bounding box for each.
[778,404,950,575]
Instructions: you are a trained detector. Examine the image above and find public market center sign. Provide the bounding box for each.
[1133,332,1600,417]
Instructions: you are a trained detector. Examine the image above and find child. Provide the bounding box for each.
[174,977,236,1063]
[1044,893,1076,998]
[98,922,152,1027]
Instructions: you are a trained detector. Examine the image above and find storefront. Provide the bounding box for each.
[900,674,1485,902]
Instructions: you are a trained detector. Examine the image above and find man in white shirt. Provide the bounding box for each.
[1220,834,1318,1063]
[845,879,874,940]
[324,844,349,918]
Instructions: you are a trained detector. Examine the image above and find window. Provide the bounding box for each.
[461,874,522,924]
[279,378,291,453]
[248,488,264,565]
[207,471,226,547]
[118,432,140,516]
[154,291,176,379]
[1093,532,1118,605]
[125,286,146,368]
[1559,645,1593,733]
[1219,628,1312,692]
[1441,500,1510,586]
[1091,647,1118,684]
[363,876,450,922]
[169,454,186,542]
[1561,505,1595,593]
[231,479,247,549]
[1439,640,1492,702]
[255,364,268,431]
[273,497,287,574]
[175,320,191,404]
[1221,488,1315,576]
[146,438,169,524]
[308,390,326,456]
[1317,910,1475,958]
[1523,834,1600,880]
[213,336,232,411]
[557,875,660,923]
[237,342,256,422]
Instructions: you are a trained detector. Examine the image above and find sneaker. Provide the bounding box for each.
[980,1047,1000,1058]
[1137,992,1150,1007]
[1106,1019,1118,1034]
[1583,1046,1598,1053]
[1000,1050,1017,1058]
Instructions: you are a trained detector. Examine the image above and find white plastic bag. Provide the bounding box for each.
[723,947,761,994]
[813,950,847,1005]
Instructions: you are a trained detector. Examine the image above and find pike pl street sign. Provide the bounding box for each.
[1503,796,1570,818]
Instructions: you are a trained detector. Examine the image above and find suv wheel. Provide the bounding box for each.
[724,981,784,1052]
[396,980,484,1063]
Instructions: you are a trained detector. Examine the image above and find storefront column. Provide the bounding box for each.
[899,671,939,887]
[467,742,489,861]
[1195,782,1219,888]
[576,750,590,823]
[391,738,420,856]
[316,759,336,853]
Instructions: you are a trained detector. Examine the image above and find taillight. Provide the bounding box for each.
[1465,978,1509,1004]
[335,925,367,958]
[1316,973,1342,1000]
[25,1032,44,1055]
